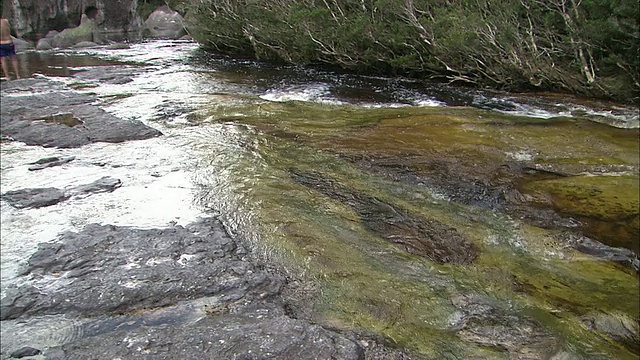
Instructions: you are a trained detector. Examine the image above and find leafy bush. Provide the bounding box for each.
[184,0,639,102]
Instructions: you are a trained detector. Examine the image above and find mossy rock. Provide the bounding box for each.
[53,22,94,49]
[520,174,639,250]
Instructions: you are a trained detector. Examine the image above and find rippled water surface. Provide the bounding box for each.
[1,40,638,359]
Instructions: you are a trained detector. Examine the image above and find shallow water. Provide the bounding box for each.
[1,40,638,359]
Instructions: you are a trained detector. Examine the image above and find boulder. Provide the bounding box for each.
[50,17,94,48]
[45,30,59,38]
[2,0,142,42]
[36,38,54,50]
[144,5,186,39]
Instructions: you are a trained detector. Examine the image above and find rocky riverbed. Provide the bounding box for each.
[0,42,410,360]
[1,40,638,359]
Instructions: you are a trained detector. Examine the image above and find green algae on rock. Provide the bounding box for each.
[520,174,639,251]
[196,97,639,358]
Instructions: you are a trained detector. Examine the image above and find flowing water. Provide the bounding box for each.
[1,40,638,359]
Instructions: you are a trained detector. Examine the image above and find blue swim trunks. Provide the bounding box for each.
[0,43,16,57]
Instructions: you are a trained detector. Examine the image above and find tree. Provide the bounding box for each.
[184,0,639,102]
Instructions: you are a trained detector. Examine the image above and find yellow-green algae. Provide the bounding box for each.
[198,99,639,359]
[521,174,639,250]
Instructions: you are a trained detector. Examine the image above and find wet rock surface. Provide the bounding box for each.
[0,218,374,359]
[556,232,640,272]
[9,347,41,359]
[290,169,478,264]
[345,154,572,228]
[0,55,409,360]
[2,42,637,360]
[0,195,382,358]
[344,153,639,267]
[0,218,280,320]
[451,294,561,360]
[1,176,122,209]
[27,156,76,171]
[0,78,162,148]
[43,305,363,360]
[581,311,640,353]
[0,187,69,209]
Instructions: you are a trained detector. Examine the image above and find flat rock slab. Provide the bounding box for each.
[1,176,122,209]
[0,218,283,320]
[0,78,162,148]
[0,217,367,359]
[43,305,363,360]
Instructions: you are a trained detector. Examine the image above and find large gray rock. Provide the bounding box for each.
[0,78,162,148]
[49,14,96,48]
[0,218,282,320]
[0,188,69,209]
[144,5,186,39]
[36,38,54,50]
[581,311,640,353]
[43,307,364,360]
[451,294,561,359]
[0,217,368,359]
[2,0,142,42]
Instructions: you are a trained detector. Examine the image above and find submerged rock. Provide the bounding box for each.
[290,169,478,264]
[581,311,640,353]
[451,294,561,359]
[557,232,640,272]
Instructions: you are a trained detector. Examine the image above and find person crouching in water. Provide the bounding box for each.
[0,18,20,81]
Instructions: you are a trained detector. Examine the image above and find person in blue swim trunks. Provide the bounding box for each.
[0,18,20,81]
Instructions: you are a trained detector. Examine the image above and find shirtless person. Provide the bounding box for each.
[0,18,20,80]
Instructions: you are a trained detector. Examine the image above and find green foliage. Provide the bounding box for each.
[185,0,639,102]
[138,3,157,21]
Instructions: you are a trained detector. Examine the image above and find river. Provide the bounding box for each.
[1,39,638,359]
